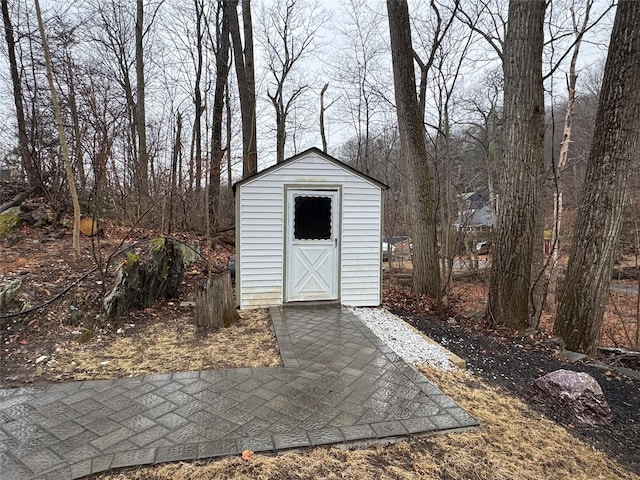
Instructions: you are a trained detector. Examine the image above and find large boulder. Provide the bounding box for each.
[103,237,199,319]
[534,369,612,425]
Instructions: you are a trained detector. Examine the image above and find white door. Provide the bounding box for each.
[286,189,339,302]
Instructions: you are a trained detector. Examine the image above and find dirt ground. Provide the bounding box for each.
[1,225,640,478]
[0,222,277,387]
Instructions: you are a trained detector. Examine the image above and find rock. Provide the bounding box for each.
[560,349,589,363]
[35,355,48,365]
[103,238,199,318]
[4,233,21,247]
[66,304,82,326]
[0,207,21,240]
[0,278,22,309]
[28,206,50,227]
[534,369,612,425]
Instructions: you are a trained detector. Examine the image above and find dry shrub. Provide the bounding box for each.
[450,282,489,316]
[452,281,640,350]
[604,291,640,349]
[384,285,438,316]
[93,368,637,480]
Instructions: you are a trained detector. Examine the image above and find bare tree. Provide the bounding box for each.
[167,110,182,235]
[135,0,149,201]
[319,83,335,153]
[258,0,326,163]
[2,0,40,191]
[34,0,81,258]
[547,0,596,308]
[555,0,640,356]
[412,0,460,119]
[88,2,139,196]
[414,2,475,290]
[458,68,502,221]
[192,0,205,193]
[209,0,231,228]
[487,0,546,330]
[334,0,386,175]
[387,0,441,304]
[227,0,257,178]
[456,0,506,61]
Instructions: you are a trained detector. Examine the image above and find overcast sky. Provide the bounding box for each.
[0,0,616,177]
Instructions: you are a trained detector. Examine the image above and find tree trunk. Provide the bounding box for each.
[386,0,441,303]
[226,78,233,188]
[275,106,286,163]
[320,83,329,153]
[65,56,86,186]
[241,0,257,173]
[228,0,257,178]
[194,271,239,329]
[168,111,182,236]
[2,0,40,191]
[529,186,546,328]
[210,0,231,229]
[487,0,545,330]
[34,0,81,259]
[135,0,149,201]
[548,0,593,311]
[555,0,640,356]
[194,0,204,193]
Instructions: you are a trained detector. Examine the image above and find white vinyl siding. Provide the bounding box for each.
[237,151,383,308]
[341,186,382,306]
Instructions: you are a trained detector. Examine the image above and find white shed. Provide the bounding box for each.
[234,147,388,308]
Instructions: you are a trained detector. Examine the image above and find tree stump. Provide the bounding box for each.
[194,271,239,329]
[103,237,198,318]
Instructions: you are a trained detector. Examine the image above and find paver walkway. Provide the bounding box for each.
[0,305,477,480]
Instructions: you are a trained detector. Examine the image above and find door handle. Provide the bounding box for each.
[334,238,337,248]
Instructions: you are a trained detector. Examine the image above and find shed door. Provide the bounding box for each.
[286,189,339,302]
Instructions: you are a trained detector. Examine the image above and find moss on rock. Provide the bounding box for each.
[103,238,199,319]
[0,207,21,239]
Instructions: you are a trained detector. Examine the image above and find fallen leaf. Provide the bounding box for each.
[17,338,28,345]
[241,450,254,460]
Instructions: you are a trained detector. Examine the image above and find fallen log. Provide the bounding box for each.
[598,347,640,370]
[0,188,34,214]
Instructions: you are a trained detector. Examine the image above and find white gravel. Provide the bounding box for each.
[349,307,453,370]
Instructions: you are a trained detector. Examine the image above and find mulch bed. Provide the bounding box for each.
[394,310,640,476]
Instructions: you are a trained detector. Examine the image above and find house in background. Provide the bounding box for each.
[453,196,496,236]
[234,147,388,309]
[460,191,486,210]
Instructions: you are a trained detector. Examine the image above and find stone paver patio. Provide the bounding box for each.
[0,305,477,479]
